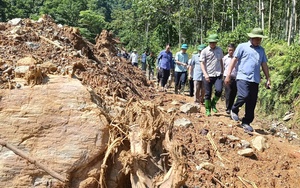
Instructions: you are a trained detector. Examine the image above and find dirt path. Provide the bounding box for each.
[151,88,300,188]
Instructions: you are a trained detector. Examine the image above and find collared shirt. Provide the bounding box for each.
[130,52,139,64]
[141,53,147,63]
[223,54,237,78]
[190,53,203,81]
[157,50,173,70]
[234,41,268,83]
[200,46,223,77]
[175,51,189,72]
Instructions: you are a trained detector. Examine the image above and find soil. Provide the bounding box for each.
[153,92,300,187]
[1,16,300,187]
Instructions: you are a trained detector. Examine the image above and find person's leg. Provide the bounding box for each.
[133,62,138,67]
[224,77,231,112]
[174,71,180,94]
[228,78,237,111]
[203,77,215,116]
[189,78,194,97]
[242,82,259,125]
[231,80,250,121]
[194,81,201,103]
[200,80,205,104]
[161,69,170,89]
[179,72,187,94]
[211,76,223,113]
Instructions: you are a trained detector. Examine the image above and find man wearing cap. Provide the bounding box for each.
[157,44,173,91]
[189,44,206,104]
[200,34,224,116]
[225,28,271,133]
[129,49,139,67]
[174,44,189,94]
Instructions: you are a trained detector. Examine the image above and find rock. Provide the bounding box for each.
[198,162,215,172]
[226,135,240,142]
[8,18,22,26]
[0,76,109,187]
[239,140,251,149]
[14,66,30,77]
[251,136,269,152]
[25,42,40,50]
[180,103,198,113]
[167,107,177,113]
[283,113,294,121]
[16,57,37,66]
[238,148,254,157]
[174,118,193,128]
[171,100,180,105]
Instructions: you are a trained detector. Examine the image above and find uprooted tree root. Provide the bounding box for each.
[98,98,188,188]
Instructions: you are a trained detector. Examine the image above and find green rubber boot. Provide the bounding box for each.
[211,96,220,113]
[205,100,212,116]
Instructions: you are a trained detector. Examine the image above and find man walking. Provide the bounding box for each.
[141,50,147,71]
[129,49,139,67]
[174,44,189,94]
[223,44,237,114]
[201,34,224,116]
[189,44,206,104]
[225,28,271,132]
[157,44,173,92]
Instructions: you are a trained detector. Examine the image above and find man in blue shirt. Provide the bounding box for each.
[141,50,147,71]
[189,44,206,104]
[225,28,271,133]
[157,44,173,92]
[174,44,189,94]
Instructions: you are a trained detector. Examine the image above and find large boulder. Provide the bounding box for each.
[0,76,109,187]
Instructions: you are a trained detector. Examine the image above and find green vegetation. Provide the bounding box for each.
[0,0,299,125]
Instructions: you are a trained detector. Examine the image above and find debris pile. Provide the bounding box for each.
[0,15,154,100]
[0,15,187,188]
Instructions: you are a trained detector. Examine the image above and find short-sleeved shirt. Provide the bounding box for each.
[200,46,223,77]
[130,53,139,64]
[175,51,189,72]
[223,54,237,78]
[157,50,173,70]
[190,53,203,81]
[141,53,147,63]
[234,41,268,83]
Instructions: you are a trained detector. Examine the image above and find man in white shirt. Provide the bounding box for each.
[130,49,139,67]
[223,44,237,114]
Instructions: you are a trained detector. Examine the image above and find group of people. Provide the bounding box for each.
[155,28,271,133]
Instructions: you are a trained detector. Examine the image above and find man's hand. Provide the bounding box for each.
[204,75,210,82]
[265,79,271,89]
[224,76,231,85]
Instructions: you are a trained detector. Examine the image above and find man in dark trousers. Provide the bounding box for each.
[225,28,271,133]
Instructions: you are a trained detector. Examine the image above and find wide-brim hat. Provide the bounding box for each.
[197,44,207,50]
[206,34,218,43]
[133,49,137,52]
[181,44,188,49]
[247,28,268,38]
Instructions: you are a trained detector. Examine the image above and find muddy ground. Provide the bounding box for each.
[0,16,300,187]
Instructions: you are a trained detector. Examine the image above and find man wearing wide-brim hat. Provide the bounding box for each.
[200,34,224,116]
[224,28,271,133]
